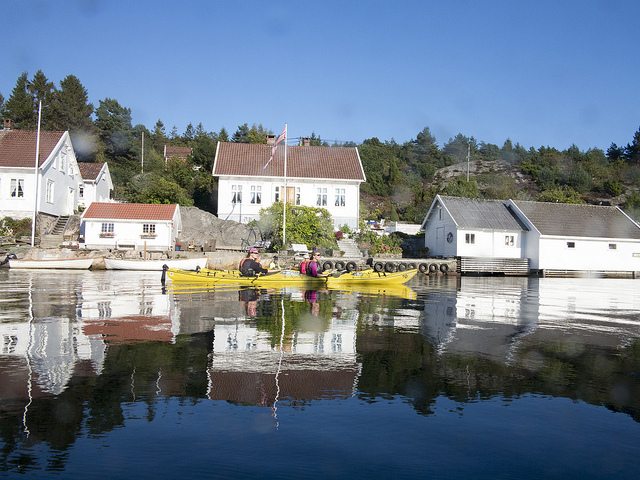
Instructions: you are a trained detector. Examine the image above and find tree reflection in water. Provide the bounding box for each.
[0,271,638,476]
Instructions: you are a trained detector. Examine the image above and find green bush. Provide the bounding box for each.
[0,217,31,238]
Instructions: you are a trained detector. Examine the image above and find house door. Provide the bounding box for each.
[436,227,445,254]
[67,187,75,215]
[286,186,295,204]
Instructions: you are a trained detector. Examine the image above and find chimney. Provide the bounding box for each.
[301,137,311,147]
[266,134,276,145]
[3,119,12,130]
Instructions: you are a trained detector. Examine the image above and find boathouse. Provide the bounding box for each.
[422,195,640,276]
[507,200,640,275]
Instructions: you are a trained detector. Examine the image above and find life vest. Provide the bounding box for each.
[299,260,308,274]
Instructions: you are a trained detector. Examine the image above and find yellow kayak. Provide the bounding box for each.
[326,268,418,286]
[166,268,327,286]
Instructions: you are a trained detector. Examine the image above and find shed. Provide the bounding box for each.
[80,202,181,251]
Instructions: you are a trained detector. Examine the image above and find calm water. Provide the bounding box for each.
[0,270,639,479]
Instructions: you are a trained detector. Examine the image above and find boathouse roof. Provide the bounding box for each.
[512,200,640,239]
[435,196,527,231]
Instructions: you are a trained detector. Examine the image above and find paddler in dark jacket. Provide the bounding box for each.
[239,247,269,276]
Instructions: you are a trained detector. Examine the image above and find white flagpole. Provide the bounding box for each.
[282,124,288,248]
[31,100,42,247]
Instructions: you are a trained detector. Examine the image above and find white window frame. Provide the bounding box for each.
[465,233,475,244]
[143,224,156,234]
[295,187,301,205]
[79,185,84,199]
[10,178,25,198]
[567,241,575,248]
[100,223,114,237]
[335,188,345,207]
[316,187,327,206]
[505,235,514,246]
[231,184,242,204]
[46,179,54,203]
[250,185,262,205]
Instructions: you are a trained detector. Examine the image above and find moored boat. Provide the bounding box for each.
[165,266,418,287]
[326,268,418,286]
[166,268,327,286]
[105,257,208,271]
[9,257,96,270]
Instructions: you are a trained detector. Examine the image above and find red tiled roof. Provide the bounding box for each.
[213,142,365,181]
[78,161,105,181]
[82,202,178,220]
[0,129,66,167]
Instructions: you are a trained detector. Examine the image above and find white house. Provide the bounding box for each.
[0,128,83,219]
[212,140,366,230]
[422,195,527,258]
[507,200,640,272]
[77,162,113,209]
[422,195,640,274]
[80,202,182,251]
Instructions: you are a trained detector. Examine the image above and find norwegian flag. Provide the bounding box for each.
[263,125,287,170]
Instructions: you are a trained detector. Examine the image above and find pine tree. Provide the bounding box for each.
[49,74,94,133]
[4,73,36,128]
[28,70,57,128]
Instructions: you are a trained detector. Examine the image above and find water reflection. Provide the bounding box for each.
[0,270,639,477]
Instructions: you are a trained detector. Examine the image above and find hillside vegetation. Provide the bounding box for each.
[2,70,639,223]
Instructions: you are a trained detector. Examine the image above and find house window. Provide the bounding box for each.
[295,187,301,205]
[316,187,327,206]
[505,235,514,246]
[79,186,84,198]
[609,243,617,250]
[335,188,345,207]
[567,242,575,248]
[275,186,280,202]
[10,179,24,198]
[465,233,475,244]
[250,185,262,204]
[60,152,67,173]
[101,223,114,237]
[231,185,242,204]
[46,180,54,203]
[143,224,156,235]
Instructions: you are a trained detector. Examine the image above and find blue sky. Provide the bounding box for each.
[2,0,639,150]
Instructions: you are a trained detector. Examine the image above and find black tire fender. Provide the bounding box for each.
[439,263,449,273]
[397,263,407,271]
[418,263,428,273]
[346,261,357,272]
[429,263,438,273]
[334,261,345,271]
[385,262,397,273]
[322,261,334,270]
[374,262,385,272]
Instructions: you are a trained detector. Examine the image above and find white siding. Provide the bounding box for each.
[538,237,640,272]
[217,177,360,229]
[82,219,178,251]
[0,133,81,219]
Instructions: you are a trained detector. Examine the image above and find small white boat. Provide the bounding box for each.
[104,257,208,271]
[9,257,95,270]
